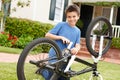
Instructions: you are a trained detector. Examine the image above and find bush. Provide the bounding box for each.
[13,34,33,49]
[5,17,53,39]
[76,19,83,29]
[0,32,17,47]
[0,32,12,47]
[0,32,33,49]
[111,38,120,49]
[3,17,53,49]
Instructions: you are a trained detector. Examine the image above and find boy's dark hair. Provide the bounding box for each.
[65,4,80,16]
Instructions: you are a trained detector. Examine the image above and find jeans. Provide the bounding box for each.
[41,48,70,80]
[41,69,70,80]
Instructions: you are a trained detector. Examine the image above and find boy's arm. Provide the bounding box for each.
[75,43,81,51]
[71,43,80,55]
[45,32,70,44]
[45,32,61,40]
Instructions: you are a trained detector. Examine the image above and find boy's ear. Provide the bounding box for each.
[77,15,80,19]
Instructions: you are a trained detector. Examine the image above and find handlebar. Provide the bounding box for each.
[64,42,76,72]
[67,42,73,49]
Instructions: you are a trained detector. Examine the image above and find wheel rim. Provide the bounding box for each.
[17,39,62,80]
[86,17,112,57]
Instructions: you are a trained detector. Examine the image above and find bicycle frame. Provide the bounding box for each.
[17,16,112,80]
[42,53,99,78]
[39,35,104,78]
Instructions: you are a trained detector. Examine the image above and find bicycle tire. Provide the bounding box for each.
[17,38,62,80]
[86,16,112,57]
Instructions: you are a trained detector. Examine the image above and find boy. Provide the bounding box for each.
[44,4,81,80]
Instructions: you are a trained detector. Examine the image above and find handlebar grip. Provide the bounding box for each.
[67,42,73,49]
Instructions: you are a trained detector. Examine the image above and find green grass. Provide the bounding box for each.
[0,63,17,80]
[0,61,120,80]
[71,61,120,80]
[0,46,120,80]
[0,46,22,54]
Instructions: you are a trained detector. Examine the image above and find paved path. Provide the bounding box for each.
[0,52,120,64]
[102,57,120,64]
[0,53,20,62]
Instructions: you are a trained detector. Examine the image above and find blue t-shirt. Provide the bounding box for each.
[48,22,81,58]
[49,22,81,49]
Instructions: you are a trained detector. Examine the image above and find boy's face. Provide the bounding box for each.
[66,11,79,27]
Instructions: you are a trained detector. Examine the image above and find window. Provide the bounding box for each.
[102,7,111,20]
[54,0,64,22]
[49,0,68,22]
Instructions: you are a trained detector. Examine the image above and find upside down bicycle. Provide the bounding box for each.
[17,16,112,80]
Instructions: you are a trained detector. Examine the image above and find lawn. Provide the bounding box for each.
[0,46,22,54]
[0,60,120,80]
[0,46,120,80]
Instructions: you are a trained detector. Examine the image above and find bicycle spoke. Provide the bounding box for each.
[17,38,62,80]
[86,16,112,57]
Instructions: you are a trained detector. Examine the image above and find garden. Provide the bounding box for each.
[0,60,120,80]
[0,17,53,49]
[0,0,120,79]
[0,17,120,80]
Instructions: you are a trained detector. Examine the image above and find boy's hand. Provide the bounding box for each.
[71,47,79,55]
[60,36,70,44]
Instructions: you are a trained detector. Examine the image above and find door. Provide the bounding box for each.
[80,5,93,37]
[116,7,120,25]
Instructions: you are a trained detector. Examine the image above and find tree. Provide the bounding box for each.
[0,0,30,32]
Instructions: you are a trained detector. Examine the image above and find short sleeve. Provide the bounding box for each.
[49,22,62,35]
[76,29,81,44]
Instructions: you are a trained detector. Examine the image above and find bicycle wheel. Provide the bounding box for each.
[86,16,112,57]
[17,38,62,80]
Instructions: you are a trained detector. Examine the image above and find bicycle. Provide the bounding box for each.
[17,16,112,80]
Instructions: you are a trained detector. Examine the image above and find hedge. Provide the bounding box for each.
[111,38,120,49]
[5,17,53,39]
[4,17,120,49]
[1,17,53,49]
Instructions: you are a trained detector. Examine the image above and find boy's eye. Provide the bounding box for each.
[73,16,76,18]
[67,16,71,18]
[67,16,76,18]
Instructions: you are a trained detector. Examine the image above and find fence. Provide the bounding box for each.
[112,25,120,38]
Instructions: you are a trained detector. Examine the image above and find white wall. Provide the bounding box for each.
[10,0,54,24]
[10,0,34,20]
[10,0,73,25]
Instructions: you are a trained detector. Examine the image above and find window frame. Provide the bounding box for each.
[49,0,68,22]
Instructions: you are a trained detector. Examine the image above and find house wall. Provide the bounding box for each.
[94,6,102,18]
[10,0,74,25]
[10,0,55,24]
[10,0,34,20]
